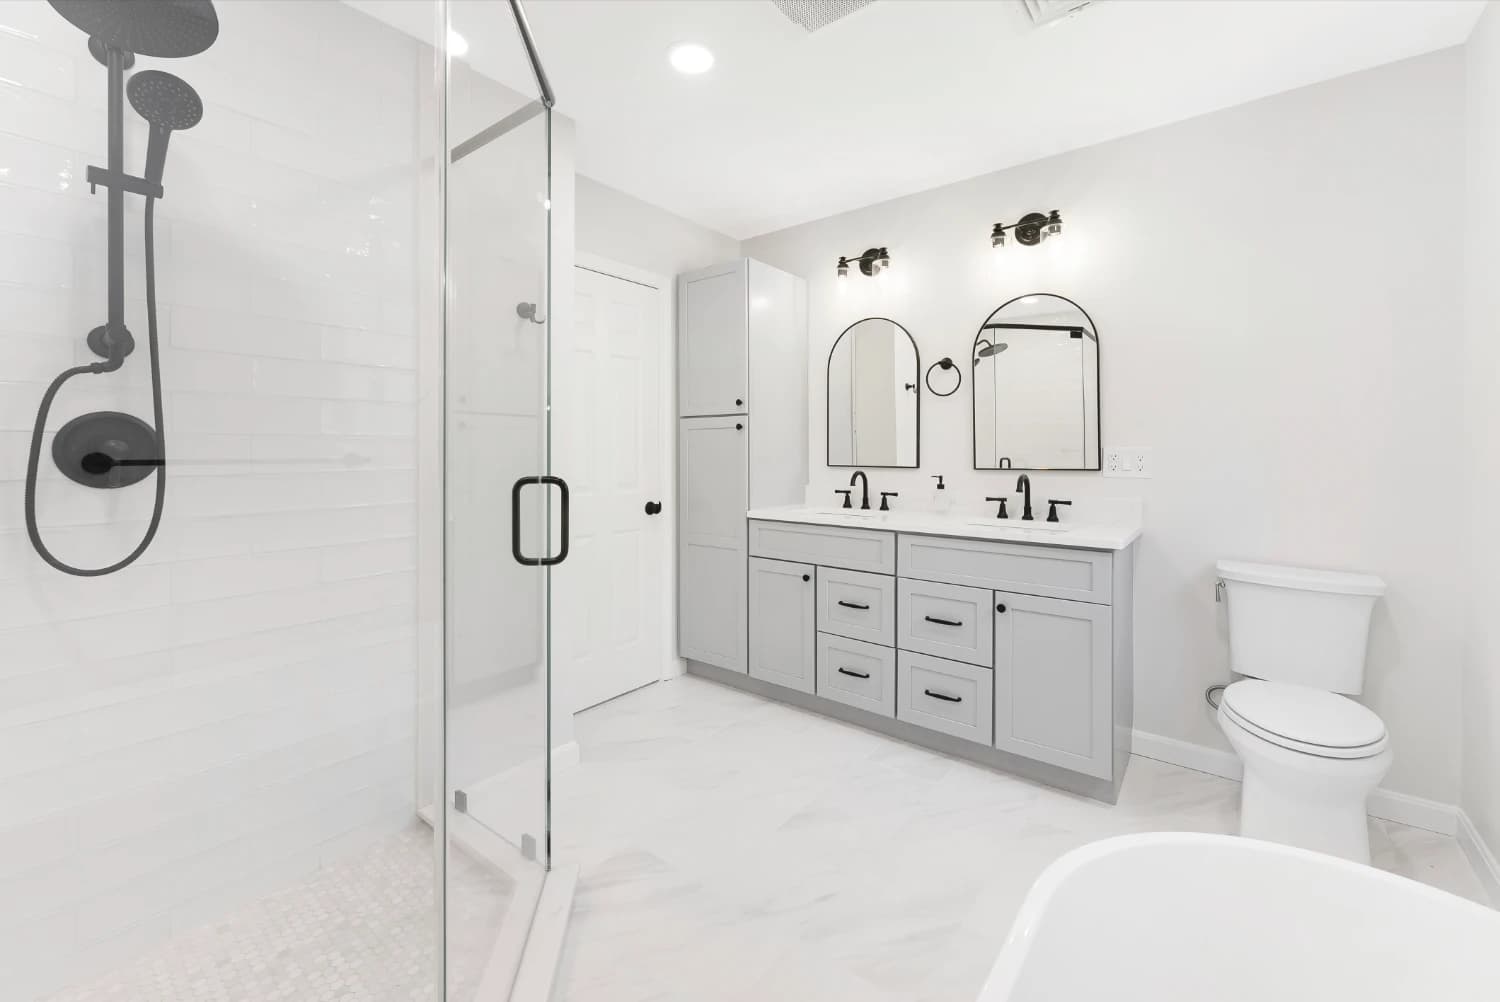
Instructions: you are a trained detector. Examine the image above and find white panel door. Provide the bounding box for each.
[557,265,666,711]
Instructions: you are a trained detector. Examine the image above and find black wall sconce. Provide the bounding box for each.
[991,210,1062,249]
[837,246,890,279]
[925,357,961,397]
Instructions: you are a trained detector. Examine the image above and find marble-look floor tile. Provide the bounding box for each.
[554,675,1487,1002]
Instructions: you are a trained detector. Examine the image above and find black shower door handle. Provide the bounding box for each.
[511,475,570,566]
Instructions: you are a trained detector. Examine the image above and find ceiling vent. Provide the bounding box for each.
[771,0,877,33]
[1023,0,1094,27]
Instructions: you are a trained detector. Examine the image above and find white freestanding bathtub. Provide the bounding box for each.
[977,833,1499,1002]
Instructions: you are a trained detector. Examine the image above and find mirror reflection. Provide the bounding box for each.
[827,317,919,468]
[972,294,1100,470]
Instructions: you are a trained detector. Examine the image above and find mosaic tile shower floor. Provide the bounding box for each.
[44,823,514,1002]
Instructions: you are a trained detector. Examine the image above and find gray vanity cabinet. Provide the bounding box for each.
[993,592,1113,779]
[748,557,817,693]
[716,517,1137,803]
[678,416,749,672]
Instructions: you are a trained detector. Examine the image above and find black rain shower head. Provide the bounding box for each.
[48,0,219,58]
[128,70,203,186]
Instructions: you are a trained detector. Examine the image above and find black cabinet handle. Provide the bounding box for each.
[802,574,810,582]
[924,615,963,627]
[735,398,744,407]
[838,667,871,679]
[924,689,962,703]
[996,603,1007,613]
[644,500,662,515]
[735,422,743,431]
[837,600,870,610]
[511,475,569,567]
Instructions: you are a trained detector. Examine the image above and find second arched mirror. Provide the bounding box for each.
[972,294,1100,471]
[827,317,919,468]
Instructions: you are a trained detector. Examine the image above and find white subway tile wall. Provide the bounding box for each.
[0,2,432,997]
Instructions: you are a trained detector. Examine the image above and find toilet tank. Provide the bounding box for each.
[1217,561,1385,694]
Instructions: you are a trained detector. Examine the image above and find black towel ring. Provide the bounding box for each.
[925,357,961,398]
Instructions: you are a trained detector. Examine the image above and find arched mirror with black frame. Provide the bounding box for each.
[827,317,920,468]
[972,293,1100,471]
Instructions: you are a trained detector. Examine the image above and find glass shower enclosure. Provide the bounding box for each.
[0,0,560,998]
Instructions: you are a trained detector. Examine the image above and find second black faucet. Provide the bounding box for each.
[849,470,871,510]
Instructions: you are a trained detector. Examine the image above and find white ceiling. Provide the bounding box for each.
[504,0,1483,239]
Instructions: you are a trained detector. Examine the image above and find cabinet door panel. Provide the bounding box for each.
[678,261,748,417]
[993,591,1112,778]
[679,416,748,671]
[748,557,816,693]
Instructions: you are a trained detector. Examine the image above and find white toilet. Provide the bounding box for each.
[1214,560,1390,863]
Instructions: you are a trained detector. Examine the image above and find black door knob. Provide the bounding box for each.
[644,501,662,515]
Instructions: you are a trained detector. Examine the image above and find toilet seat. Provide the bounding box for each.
[1221,679,1387,760]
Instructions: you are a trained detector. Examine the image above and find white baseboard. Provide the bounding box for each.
[1130,728,1458,835]
[1457,810,1500,907]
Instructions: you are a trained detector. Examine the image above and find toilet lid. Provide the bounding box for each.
[1222,680,1387,756]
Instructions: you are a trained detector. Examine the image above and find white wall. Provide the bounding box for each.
[0,3,430,996]
[1463,3,1500,855]
[746,50,1467,803]
[577,177,740,280]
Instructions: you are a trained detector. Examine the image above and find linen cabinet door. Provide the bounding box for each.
[992,591,1113,779]
[678,260,748,417]
[748,557,816,693]
[679,416,748,671]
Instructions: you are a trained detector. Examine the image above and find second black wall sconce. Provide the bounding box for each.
[991,210,1063,249]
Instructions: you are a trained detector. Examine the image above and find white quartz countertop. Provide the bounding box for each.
[746,505,1142,551]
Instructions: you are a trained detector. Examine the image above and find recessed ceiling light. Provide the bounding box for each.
[669,43,714,75]
[447,30,469,58]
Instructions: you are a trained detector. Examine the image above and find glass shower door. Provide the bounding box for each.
[441,0,556,997]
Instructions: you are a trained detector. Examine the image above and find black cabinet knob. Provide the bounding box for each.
[644,501,662,515]
[996,603,1007,613]
[802,573,810,582]
[735,398,744,407]
[735,422,744,431]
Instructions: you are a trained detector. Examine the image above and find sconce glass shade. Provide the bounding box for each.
[878,248,891,272]
[837,257,849,278]
[991,224,1006,249]
[1046,210,1063,238]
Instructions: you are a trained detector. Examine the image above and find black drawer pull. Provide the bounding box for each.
[924,615,963,627]
[838,667,871,679]
[924,688,962,703]
[837,600,870,610]
[996,603,1007,613]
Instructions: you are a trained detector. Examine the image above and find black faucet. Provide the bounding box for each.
[849,470,871,510]
[1016,474,1034,521]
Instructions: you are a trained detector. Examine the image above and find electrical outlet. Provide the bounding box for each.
[1103,448,1151,478]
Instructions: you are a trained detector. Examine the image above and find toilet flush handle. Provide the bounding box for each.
[1215,579,1226,603]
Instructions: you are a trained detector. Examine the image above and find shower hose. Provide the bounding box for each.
[23,197,167,577]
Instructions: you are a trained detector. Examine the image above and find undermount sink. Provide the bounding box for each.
[814,507,880,518]
[967,519,1070,532]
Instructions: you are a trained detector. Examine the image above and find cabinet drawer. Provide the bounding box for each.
[897,578,994,667]
[749,520,896,575]
[816,633,895,718]
[896,651,994,746]
[817,567,895,646]
[898,533,1112,604]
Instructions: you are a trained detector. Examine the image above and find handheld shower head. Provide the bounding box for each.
[48,0,219,58]
[128,70,203,186]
